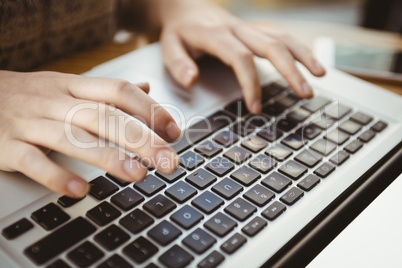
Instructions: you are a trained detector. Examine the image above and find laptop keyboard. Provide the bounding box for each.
[1,82,389,268]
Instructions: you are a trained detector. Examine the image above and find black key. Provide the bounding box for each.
[325,129,350,145]
[249,154,277,174]
[94,224,130,251]
[145,263,159,268]
[241,135,268,153]
[261,172,291,193]
[262,102,286,117]
[58,195,85,208]
[186,169,217,190]
[297,174,320,191]
[212,177,243,200]
[220,233,247,254]
[195,141,223,158]
[261,201,287,221]
[143,194,177,218]
[313,117,335,130]
[198,251,225,268]
[67,241,104,268]
[165,181,197,203]
[277,93,300,108]
[180,151,205,170]
[2,218,33,240]
[276,118,298,132]
[230,121,256,137]
[192,191,224,214]
[243,184,275,207]
[339,120,362,135]
[86,202,121,226]
[265,144,293,161]
[230,166,261,186]
[261,83,285,101]
[123,236,158,264]
[213,130,239,147]
[344,139,363,154]
[224,99,248,117]
[106,173,130,187]
[281,133,306,150]
[155,167,186,183]
[89,176,119,200]
[204,212,237,237]
[111,188,144,211]
[278,160,308,180]
[224,198,257,221]
[242,216,267,237]
[350,111,373,125]
[310,139,337,156]
[148,220,182,246]
[119,209,154,234]
[371,121,387,132]
[257,125,284,142]
[314,162,336,178]
[325,103,352,120]
[134,174,166,196]
[280,187,304,205]
[24,217,96,265]
[171,205,204,229]
[182,228,216,254]
[301,96,331,113]
[224,146,252,164]
[329,151,350,166]
[245,113,271,127]
[159,245,194,268]
[294,149,322,168]
[205,156,235,177]
[47,259,71,268]
[287,108,311,122]
[296,124,322,140]
[358,129,376,143]
[31,203,70,231]
[97,254,132,268]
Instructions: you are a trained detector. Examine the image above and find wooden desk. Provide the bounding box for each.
[37,21,402,95]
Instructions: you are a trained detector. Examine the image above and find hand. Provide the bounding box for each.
[0,71,181,198]
[158,0,326,114]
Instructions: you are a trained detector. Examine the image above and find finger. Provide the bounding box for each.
[135,82,150,94]
[160,30,199,88]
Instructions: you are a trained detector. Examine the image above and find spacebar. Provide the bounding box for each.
[24,217,96,265]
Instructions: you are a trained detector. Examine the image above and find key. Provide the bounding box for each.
[358,129,376,143]
[105,173,130,187]
[224,99,249,117]
[261,83,285,101]
[242,216,267,237]
[171,205,204,229]
[186,169,217,190]
[111,188,144,211]
[241,135,268,153]
[158,245,194,268]
[350,111,373,125]
[261,201,287,221]
[314,162,336,178]
[47,259,70,268]
[224,197,257,221]
[212,177,243,200]
[205,156,235,177]
[2,218,33,240]
[86,202,121,226]
[249,154,277,174]
[301,96,331,113]
[57,195,85,208]
[287,108,311,122]
[119,209,154,234]
[192,191,224,214]
[165,181,197,203]
[339,120,362,135]
[257,125,284,142]
[180,151,205,170]
[344,139,363,154]
[143,194,177,218]
[230,121,256,137]
[134,174,166,196]
[262,102,286,117]
[213,130,239,147]
[204,212,237,237]
[197,250,225,268]
[277,93,300,108]
[310,139,337,156]
[245,113,271,127]
[243,184,275,207]
[280,187,304,205]
[312,117,335,130]
[31,203,70,231]
[230,166,261,186]
[148,220,182,246]
[278,160,308,180]
[329,151,350,166]
[325,129,350,145]
[297,174,320,191]
[67,241,104,268]
[24,217,96,265]
[276,118,298,132]
[94,224,130,251]
[89,176,119,200]
[220,233,247,254]
[182,228,216,254]
[296,124,322,140]
[371,121,387,132]
[123,236,158,264]
[224,146,252,165]
[261,172,292,193]
[325,103,351,120]
[265,144,293,161]
[155,167,186,183]
[97,254,132,268]
[294,149,322,168]
[281,133,306,150]
[195,141,223,158]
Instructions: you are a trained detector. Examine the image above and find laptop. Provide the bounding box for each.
[0,42,401,268]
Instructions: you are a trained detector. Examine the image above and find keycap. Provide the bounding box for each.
[296,124,322,140]
[224,146,252,164]
[261,83,285,101]
[339,120,362,135]
[158,245,194,268]
[192,191,224,214]
[294,149,322,168]
[221,233,247,254]
[224,197,257,221]
[325,129,350,145]
[261,201,287,221]
[24,217,96,265]
[67,241,104,268]
[344,139,363,154]
[224,99,248,117]
[249,154,277,174]
[243,184,275,207]
[180,151,205,170]
[262,102,286,117]
[245,113,271,127]
[31,203,70,231]
[301,96,331,113]
[197,250,225,268]
[276,118,298,132]
[310,139,337,156]
[155,167,186,183]
[281,133,306,150]
[314,162,336,178]
[277,93,300,108]
[123,236,158,264]
[148,220,182,246]
[171,205,204,229]
[261,172,292,193]
[278,160,308,180]
[212,177,243,200]
[350,111,373,125]
[205,156,235,177]
[213,130,239,147]
[165,181,197,203]
[297,174,320,191]
[358,129,376,143]
[324,103,351,120]
[186,169,217,190]
[182,228,216,254]
[105,173,130,187]
[47,259,71,268]
[57,195,85,208]
[371,121,387,132]
[97,254,132,268]
[2,218,33,240]
[287,108,311,122]
[145,263,159,268]
[86,201,121,226]
[329,151,350,166]
[265,144,293,161]
[280,187,304,205]
[195,141,223,158]
[231,121,256,137]
[242,216,267,237]
[204,212,237,237]
[134,174,166,196]
[312,117,335,130]
[143,194,177,218]
[241,135,268,153]
[257,125,283,142]
[119,209,154,234]
[111,188,144,211]
[230,166,261,186]
[89,176,119,200]
[94,224,130,250]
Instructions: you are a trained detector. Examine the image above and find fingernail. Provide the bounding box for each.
[302,81,313,98]
[252,100,261,114]
[182,68,196,87]
[67,180,88,197]
[166,121,181,141]
[157,149,179,173]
